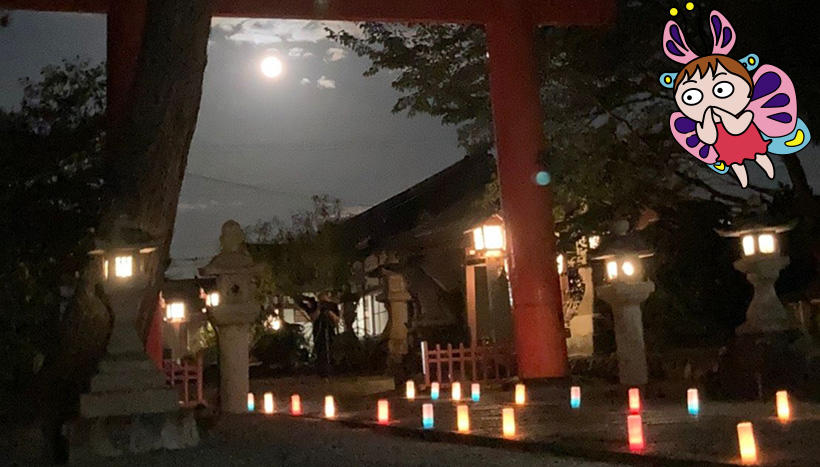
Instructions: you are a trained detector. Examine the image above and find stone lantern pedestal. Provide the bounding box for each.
[734,255,792,334]
[382,271,412,385]
[597,281,655,386]
[200,220,262,414]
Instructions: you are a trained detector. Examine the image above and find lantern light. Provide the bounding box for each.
[263,392,274,414]
[422,403,434,429]
[114,255,134,278]
[166,301,186,322]
[758,234,775,254]
[589,235,601,250]
[502,407,516,438]
[206,291,220,307]
[324,395,336,418]
[451,382,462,401]
[456,405,470,433]
[291,394,302,416]
[775,390,790,423]
[470,217,506,255]
[628,388,641,414]
[514,384,526,405]
[430,382,440,401]
[606,261,619,281]
[557,254,565,275]
[737,422,758,465]
[247,393,255,412]
[627,414,645,452]
[687,388,699,416]
[377,399,390,425]
[570,386,581,409]
[471,383,480,402]
[742,235,756,256]
[406,380,416,400]
[622,261,635,277]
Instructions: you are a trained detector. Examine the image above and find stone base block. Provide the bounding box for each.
[68,411,199,464]
[81,387,179,418]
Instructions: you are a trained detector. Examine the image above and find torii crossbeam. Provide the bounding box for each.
[4,0,613,381]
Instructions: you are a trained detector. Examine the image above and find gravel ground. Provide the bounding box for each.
[79,415,625,467]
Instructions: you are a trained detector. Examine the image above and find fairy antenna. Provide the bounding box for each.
[709,11,736,55]
[662,20,698,64]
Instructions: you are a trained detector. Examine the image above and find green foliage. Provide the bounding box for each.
[0,59,106,388]
[251,323,309,371]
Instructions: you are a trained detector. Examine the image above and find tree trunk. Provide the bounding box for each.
[781,155,818,221]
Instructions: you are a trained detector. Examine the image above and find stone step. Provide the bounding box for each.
[97,354,158,374]
[80,387,179,418]
[89,369,168,393]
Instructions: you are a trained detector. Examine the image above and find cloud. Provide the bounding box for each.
[316,76,336,89]
[324,47,347,62]
[288,47,315,58]
[300,78,312,86]
[212,18,361,44]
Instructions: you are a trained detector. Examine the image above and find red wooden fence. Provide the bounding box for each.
[163,352,205,407]
[421,341,516,388]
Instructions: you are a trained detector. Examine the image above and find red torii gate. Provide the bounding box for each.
[5,0,613,381]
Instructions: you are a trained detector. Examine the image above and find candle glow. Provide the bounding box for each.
[377,399,390,425]
[422,403,434,429]
[776,390,790,423]
[263,392,274,414]
[247,393,255,412]
[456,404,470,433]
[627,414,644,452]
[570,386,581,409]
[291,394,302,415]
[471,383,480,402]
[687,388,699,416]
[451,382,462,401]
[324,395,336,418]
[515,384,526,405]
[406,380,416,400]
[502,407,515,438]
[737,422,758,465]
[628,388,641,414]
[430,382,440,400]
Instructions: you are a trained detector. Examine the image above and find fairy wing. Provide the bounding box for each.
[765,117,811,155]
[747,64,797,138]
[669,112,728,173]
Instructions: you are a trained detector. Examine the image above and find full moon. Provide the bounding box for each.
[260,56,283,78]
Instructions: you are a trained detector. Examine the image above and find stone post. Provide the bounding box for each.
[383,272,412,380]
[597,281,655,386]
[567,266,596,357]
[733,255,792,334]
[199,220,262,414]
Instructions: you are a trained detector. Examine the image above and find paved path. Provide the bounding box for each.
[80,415,624,466]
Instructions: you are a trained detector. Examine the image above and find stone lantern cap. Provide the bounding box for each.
[590,221,654,262]
[88,215,158,256]
[198,220,262,276]
[715,219,797,238]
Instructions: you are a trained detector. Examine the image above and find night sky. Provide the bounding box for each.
[2,10,818,262]
[1,11,463,259]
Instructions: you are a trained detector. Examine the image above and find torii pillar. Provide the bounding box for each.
[3,0,613,383]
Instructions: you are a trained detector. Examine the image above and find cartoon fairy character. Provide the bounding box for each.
[660,10,810,187]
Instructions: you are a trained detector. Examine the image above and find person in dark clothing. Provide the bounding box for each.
[297,293,340,378]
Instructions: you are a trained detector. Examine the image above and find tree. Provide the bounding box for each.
[0,59,105,395]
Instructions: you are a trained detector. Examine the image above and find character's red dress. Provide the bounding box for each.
[714,122,770,165]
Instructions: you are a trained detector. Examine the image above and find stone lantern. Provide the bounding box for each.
[716,220,796,334]
[199,220,263,414]
[77,215,196,458]
[593,221,654,386]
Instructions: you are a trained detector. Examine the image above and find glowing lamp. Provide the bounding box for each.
[471,383,480,402]
[557,254,565,275]
[468,216,506,258]
[451,382,462,401]
[406,380,415,400]
[775,390,790,423]
[456,404,470,433]
[247,393,255,412]
[205,291,220,307]
[263,392,274,414]
[430,382,440,401]
[606,261,618,280]
[502,407,516,438]
[377,399,390,425]
[114,255,134,278]
[737,422,758,465]
[718,223,795,258]
[570,386,581,409]
[687,389,699,416]
[324,395,336,418]
[290,394,302,416]
[422,403,434,429]
[627,414,645,452]
[165,301,186,323]
[628,388,641,414]
[514,384,526,405]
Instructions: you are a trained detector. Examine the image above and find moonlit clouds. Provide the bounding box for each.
[316,76,336,89]
[300,78,312,86]
[324,47,347,62]
[211,18,361,44]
